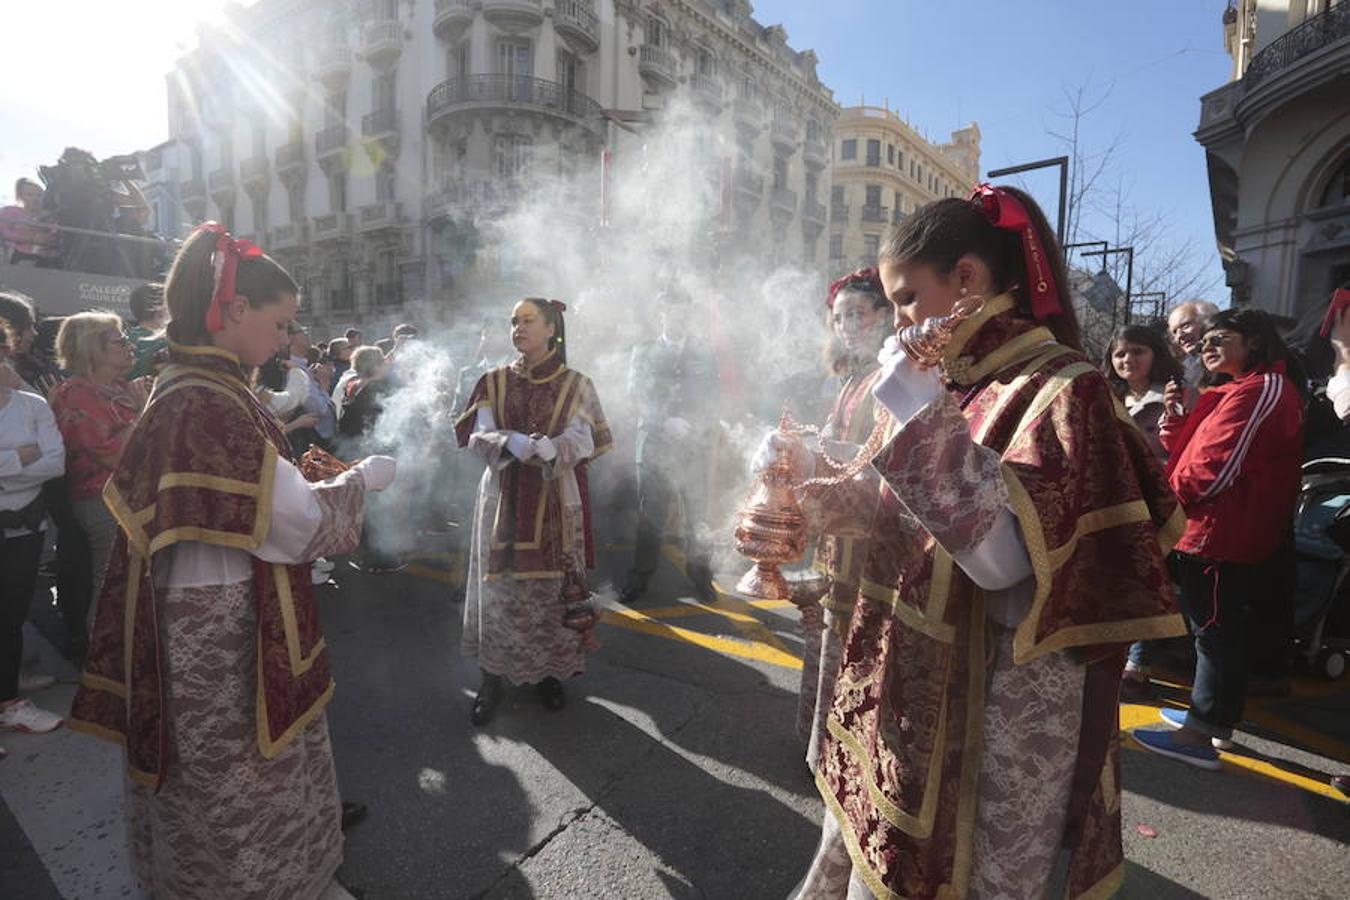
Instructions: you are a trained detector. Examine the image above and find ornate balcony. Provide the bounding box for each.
[771,119,799,155]
[361,107,400,159]
[208,168,236,203]
[554,0,599,54]
[312,212,353,242]
[359,201,403,233]
[316,45,353,89]
[315,125,349,169]
[733,167,763,202]
[426,75,604,137]
[803,136,828,170]
[433,0,474,41]
[770,186,798,216]
[733,94,764,133]
[275,141,306,180]
[424,180,521,226]
[362,19,403,69]
[241,155,269,193]
[182,177,207,205]
[270,221,308,251]
[689,73,722,112]
[1245,2,1350,88]
[861,204,889,224]
[638,44,677,89]
[482,0,543,32]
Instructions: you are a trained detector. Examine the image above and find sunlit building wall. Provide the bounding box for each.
[163,0,838,331]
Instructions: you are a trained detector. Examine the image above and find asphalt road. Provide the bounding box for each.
[3,542,1349,899]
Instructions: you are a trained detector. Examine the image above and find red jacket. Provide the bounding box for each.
[1160,362,1303,563]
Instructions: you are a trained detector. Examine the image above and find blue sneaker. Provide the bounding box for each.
[1132,728,1221,770]
[1159,707,1234,750]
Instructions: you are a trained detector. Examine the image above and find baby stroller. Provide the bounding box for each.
[1291,457,1350,679]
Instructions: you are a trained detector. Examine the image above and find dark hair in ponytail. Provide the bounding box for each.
[163,228,299,345]
[1201,307,1309,398]
[521,297,567,365]
[879,187,1082,351]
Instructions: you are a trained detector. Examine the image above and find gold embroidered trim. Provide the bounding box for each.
[942,293,1017,384]
[860,577,955,643]
[814,769,904,900]
[960,328,1057,387]
[273,564,327,675]
[255,621,335,760]
[1075,862,1125,900]
[157,472,262,496]
[1045,501,1152,572]
[79,672,127,698]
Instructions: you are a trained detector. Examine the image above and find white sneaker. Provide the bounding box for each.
[314,558,337,573]
[311,565,331,586]
[1213,737,1235,751]
[0,699,64,734]
[18,673,56,693]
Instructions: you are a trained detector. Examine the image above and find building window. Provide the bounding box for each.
[841,139,857,161]
[866,139,881,167]
[863,234,880,259]
[450,41,470,80]
[805,171,818,204]
[829,233,843,259]
[831,184,845,211]
[806,118,822,143]
[557,50,584,100]
[696,47,716,76]
[1319,157,1350,208]
[330,265,354,312]
[772,154,788,190]
[887,144,895,165]
[498,39,532,77]
[376,163,396,203]
[865,184,882,208]
[375,249,400,307]
[894,191,903,215]
[328,171,347,212]
[374,71,396,111]
[645,15,666,47]
[287,184,304,222]
[897,149,904,170]
[494,134,533,179]
[325,91,346,128]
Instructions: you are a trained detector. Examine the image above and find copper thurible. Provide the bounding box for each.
[897,294,985,369]
[733,412,809,601]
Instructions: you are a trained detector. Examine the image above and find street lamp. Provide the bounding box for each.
[986,156,1070,246]
[1080,246,1135,326]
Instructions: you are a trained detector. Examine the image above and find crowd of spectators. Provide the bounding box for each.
[0,278,421,749]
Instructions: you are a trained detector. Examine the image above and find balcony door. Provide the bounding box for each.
[497,40,532,102]
[556,51,584,114]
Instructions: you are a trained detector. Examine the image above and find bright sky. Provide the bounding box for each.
[1,0,1232,299]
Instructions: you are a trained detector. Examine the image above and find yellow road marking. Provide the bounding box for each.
[1121,703,1347,800]
[601,607,803,670]
[657,542,799,659]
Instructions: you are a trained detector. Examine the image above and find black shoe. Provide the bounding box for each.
[619,579,647,605]
[537,677,566,711]
[471,677,503,726]
[340,801,367,830]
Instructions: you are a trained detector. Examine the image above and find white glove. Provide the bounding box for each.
[353,455,397,492]
[872,341,943,427]
[505,431,536,461]
[533,435,557,462]
[750,430,814,482]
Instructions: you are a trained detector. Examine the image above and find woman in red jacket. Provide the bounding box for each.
[1134,307,1304,769]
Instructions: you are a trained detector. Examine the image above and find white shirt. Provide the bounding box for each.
[0,389,66,537]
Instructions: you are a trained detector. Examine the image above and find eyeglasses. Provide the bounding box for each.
[1199,333,1234,351]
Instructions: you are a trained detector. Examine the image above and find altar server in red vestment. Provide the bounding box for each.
[455,297,612,726]
[69,224,396,900]
[781,187,1185,899]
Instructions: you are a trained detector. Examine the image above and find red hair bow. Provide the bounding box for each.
[194,222,265,333]
[1319,287,1350,337]
[968,184,1063,322]
[548,299,567,313]
[826,267,883,309]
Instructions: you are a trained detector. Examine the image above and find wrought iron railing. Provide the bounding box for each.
[554,0,599,44]
[861,204,889,223]
[1244,2,1350,87]
[426,74,602,122]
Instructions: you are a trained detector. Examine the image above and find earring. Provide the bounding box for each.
[960,286,968,297]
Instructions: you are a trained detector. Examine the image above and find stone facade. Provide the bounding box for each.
[826,106,980,278]
[162,0,838,333]
[1197,0,1350,317]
